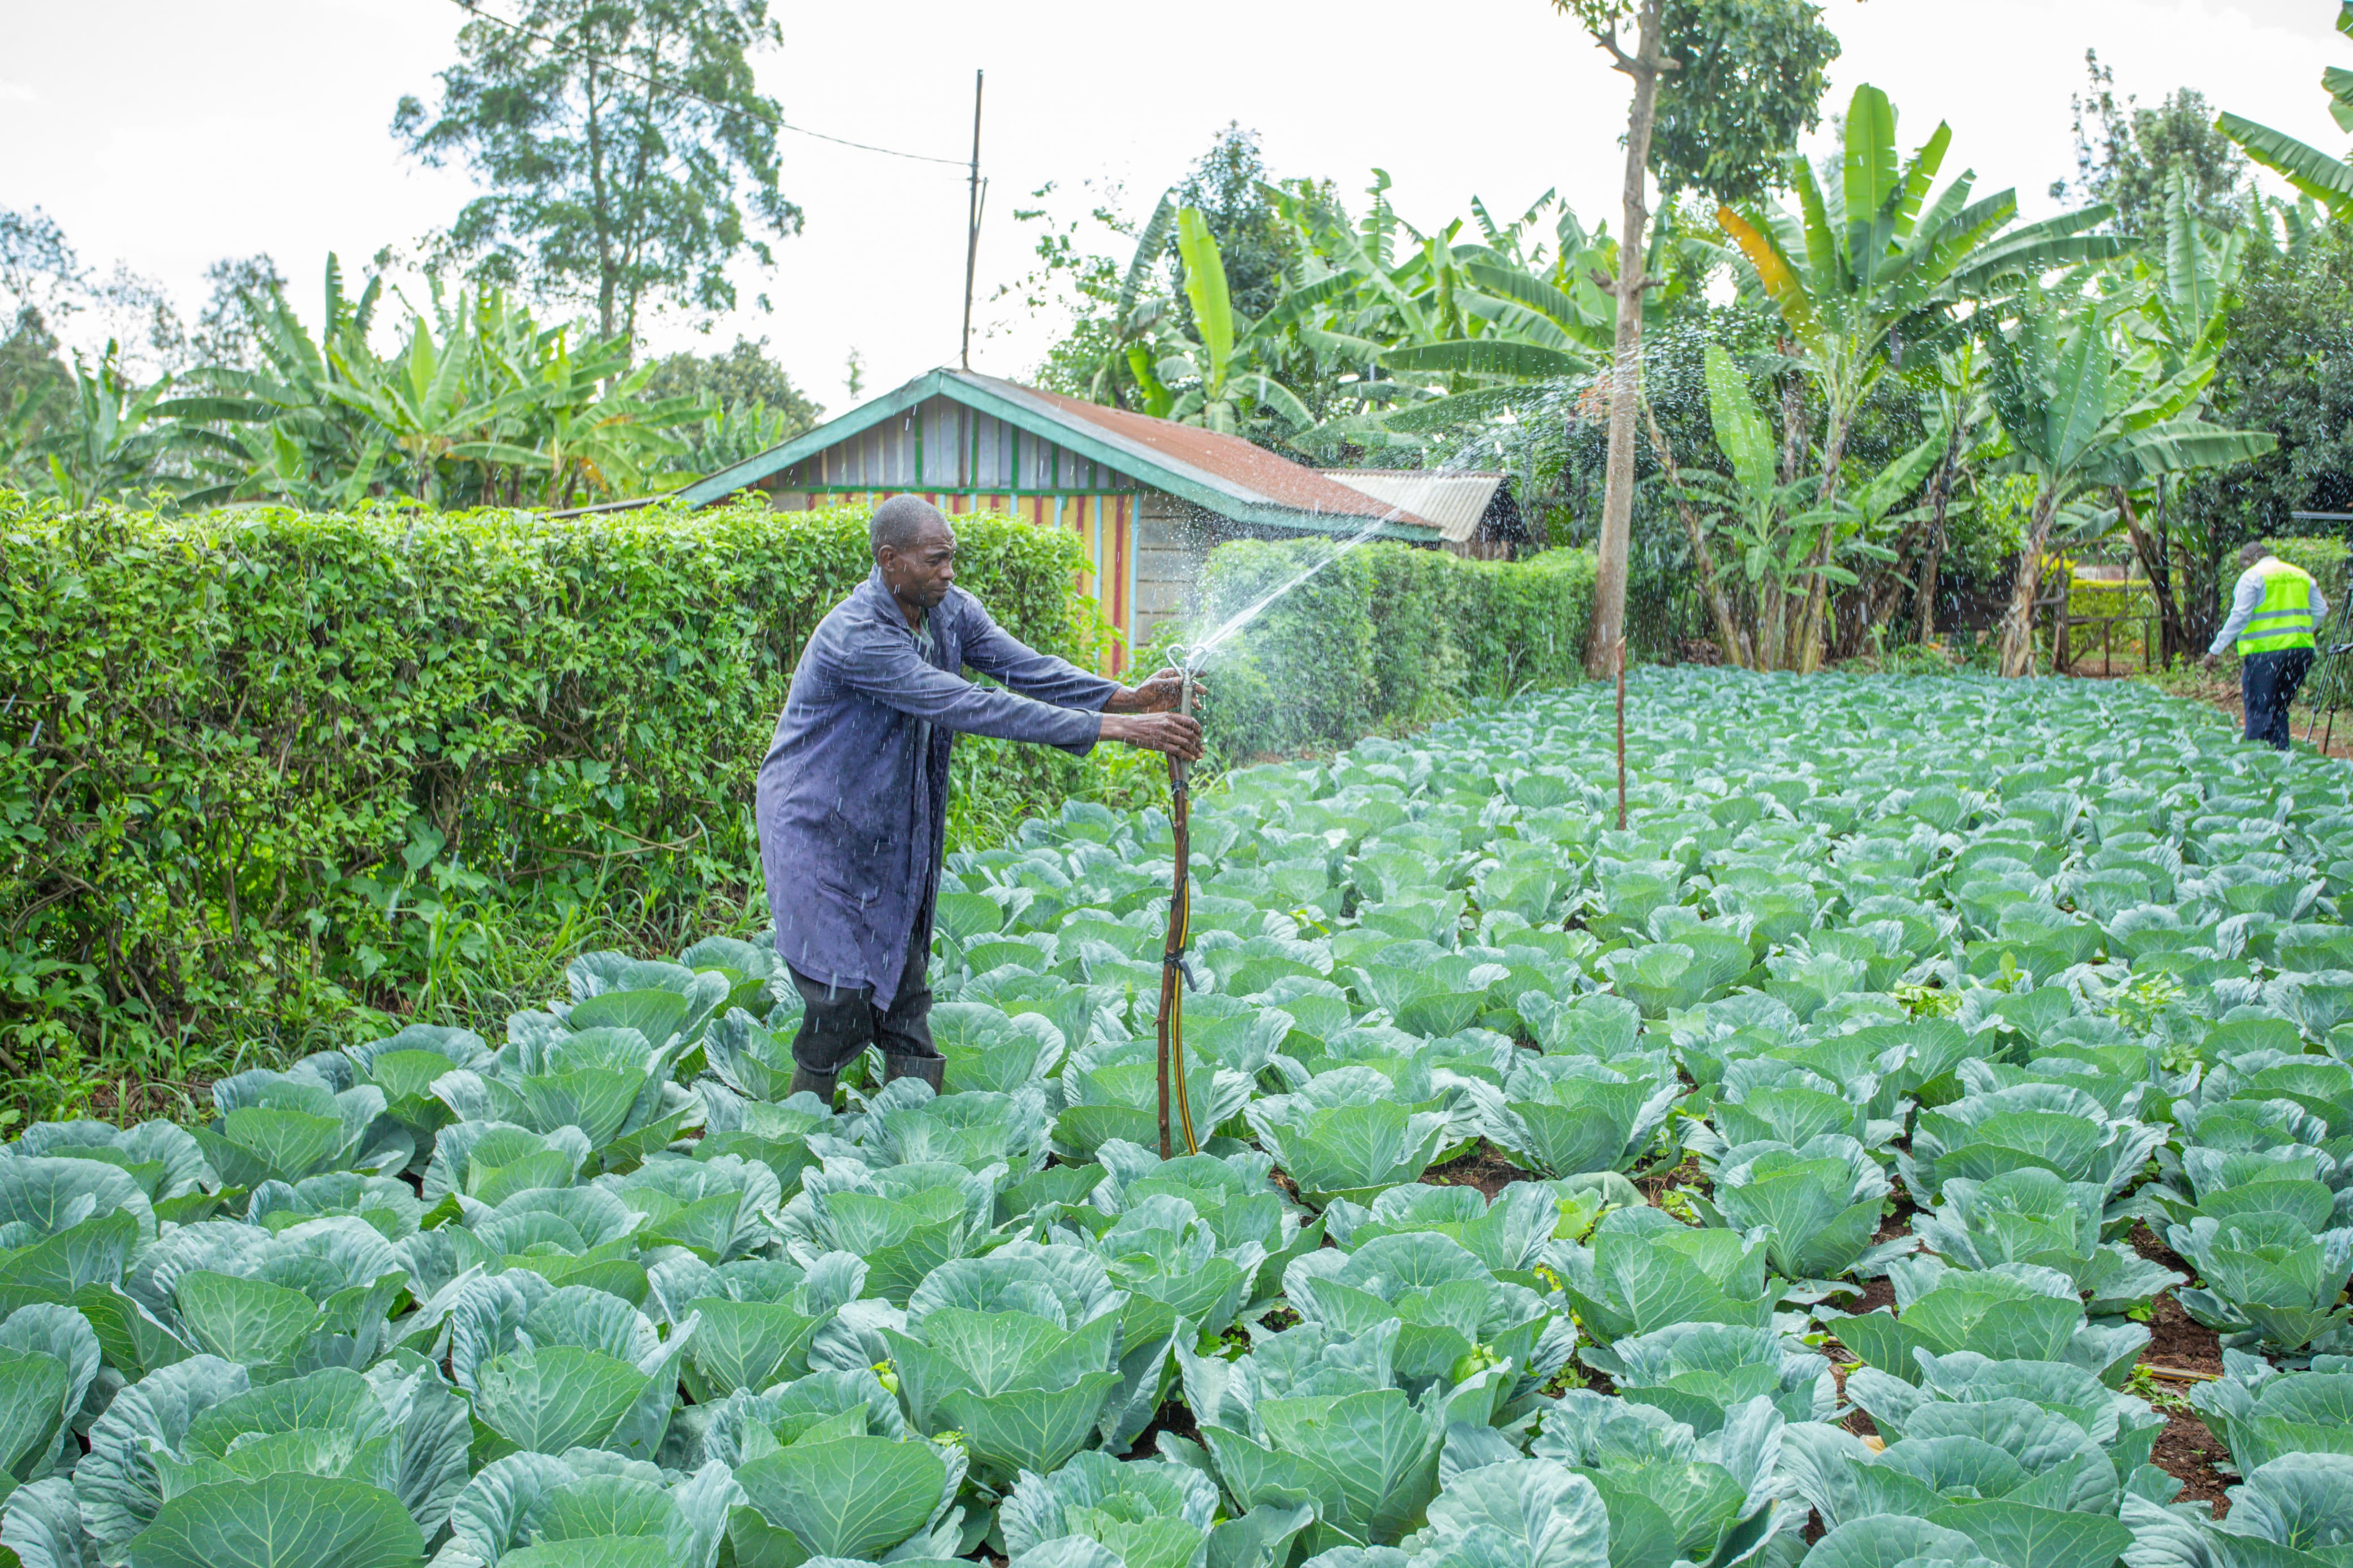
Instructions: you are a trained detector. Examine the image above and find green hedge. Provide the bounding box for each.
[0,495,1130,1069]
[2269,537,2350,604]
[1173,540,1598,761]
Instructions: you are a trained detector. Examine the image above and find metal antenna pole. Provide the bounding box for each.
[959,70,985,370]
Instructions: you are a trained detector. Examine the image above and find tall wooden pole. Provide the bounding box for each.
[959,70,985,370]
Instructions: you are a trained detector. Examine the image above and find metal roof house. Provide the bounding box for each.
[672,368,1446,671]
[1317,469,1529,558]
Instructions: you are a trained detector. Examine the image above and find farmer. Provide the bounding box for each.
[2204,541,2330,751]
[756,494,1202,1103]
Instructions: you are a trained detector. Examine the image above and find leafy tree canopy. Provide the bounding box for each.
[1557,0,1842,205]
[1169,126,1331,324]
[2057,50,2249,238]
[393,0,803,344]
[2196,218,2353,541]
[1653,0,1843,204]
[641,334,822,442]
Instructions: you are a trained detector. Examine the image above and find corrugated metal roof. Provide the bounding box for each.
[973,377,1435,528]
[1319,469,1508,546]
[671,368,1442,538]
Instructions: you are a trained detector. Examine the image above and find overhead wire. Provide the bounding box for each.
[432,0,972,169]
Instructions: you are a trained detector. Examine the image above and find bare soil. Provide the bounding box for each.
[1637,1154,1706,1203]
[1130,1395,1202,1461]
[2127,1224,2235,1515]
[1423,1141,1527,1200]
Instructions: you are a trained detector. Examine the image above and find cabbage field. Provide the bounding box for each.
[5,667,2353,1568]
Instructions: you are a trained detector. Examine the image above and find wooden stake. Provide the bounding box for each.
[1154,673,1195,1159]
[1615,637,1628,831]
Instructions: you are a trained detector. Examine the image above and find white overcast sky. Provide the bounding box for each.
[1,0,2343,411]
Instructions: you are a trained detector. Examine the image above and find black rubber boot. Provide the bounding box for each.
[882,1053,946,1094]
[786,1065,838,1107]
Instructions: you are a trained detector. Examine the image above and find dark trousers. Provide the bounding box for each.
[786,936,938,1074]
[2242,647,2315,750]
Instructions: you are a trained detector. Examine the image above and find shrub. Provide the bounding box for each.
[2268,535,2349,603]
[0,493,1135,1077]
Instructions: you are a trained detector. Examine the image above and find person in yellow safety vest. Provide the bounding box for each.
[2203,541,2329,750]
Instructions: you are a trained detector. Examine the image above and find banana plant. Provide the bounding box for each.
[163,253,387,508]
[2218,2,2353,211]
[2105,174,2249,665]
[1069,192,1182,410]
[1988,287,2277,676]
[324,288,546,502]
[1672,344,1850,671]
[1877,342,2001,647]
[1716,83,2128,669]
[36,344,183,509]
[1135,208,1314,437]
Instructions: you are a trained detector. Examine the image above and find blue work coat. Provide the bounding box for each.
[756,567,1117,1006]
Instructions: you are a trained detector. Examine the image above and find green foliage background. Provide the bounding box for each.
[1173,539,1598,762]
[0,494,1149,1095]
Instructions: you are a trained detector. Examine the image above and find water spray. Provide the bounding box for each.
[1154,650,1203,1158]
[1145,485,1475,1156]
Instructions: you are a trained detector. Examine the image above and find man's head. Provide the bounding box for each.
[872,495,956,614]
[2241,541,2274,569]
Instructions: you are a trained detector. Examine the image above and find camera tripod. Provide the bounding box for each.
[2299,595,2353,753]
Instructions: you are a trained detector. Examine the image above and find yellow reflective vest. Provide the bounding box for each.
[2238,558,2320,655]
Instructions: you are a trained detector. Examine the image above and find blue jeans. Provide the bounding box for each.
[2242,647,2314,750]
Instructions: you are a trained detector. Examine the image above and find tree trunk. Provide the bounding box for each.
[1643,394,1751,668]
[1583,0,1667,680]
[1916,523,1946,645]
[1791,416,1850,673]
[2113,486,2184,672]
[1997,485,2063,677]
[1778,353,1810,487]
[1916,456,1953,646]
[1869,424,1959,638]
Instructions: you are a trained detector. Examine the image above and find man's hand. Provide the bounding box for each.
[1100,712,1204,761]
[2203,653,2222,672]
[1102,668,1206,714]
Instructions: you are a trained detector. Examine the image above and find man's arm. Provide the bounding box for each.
[831,619,1103,752]
[2207,569,2265,658]
[2314,582,2330,630]
[959,602,1120,711]
[824,616,1201,759]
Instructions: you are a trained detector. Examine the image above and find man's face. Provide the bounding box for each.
[882,519,958,610]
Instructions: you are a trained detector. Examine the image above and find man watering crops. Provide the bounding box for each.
[2204,541,2330,751]
[756,494,1203,1104]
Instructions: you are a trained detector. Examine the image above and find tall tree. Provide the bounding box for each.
[2183,211,2353,647]
[1554,0,1841,678]
[393,0,803,344]
[2057,52,2247,238]
[1172,126,1303,324]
